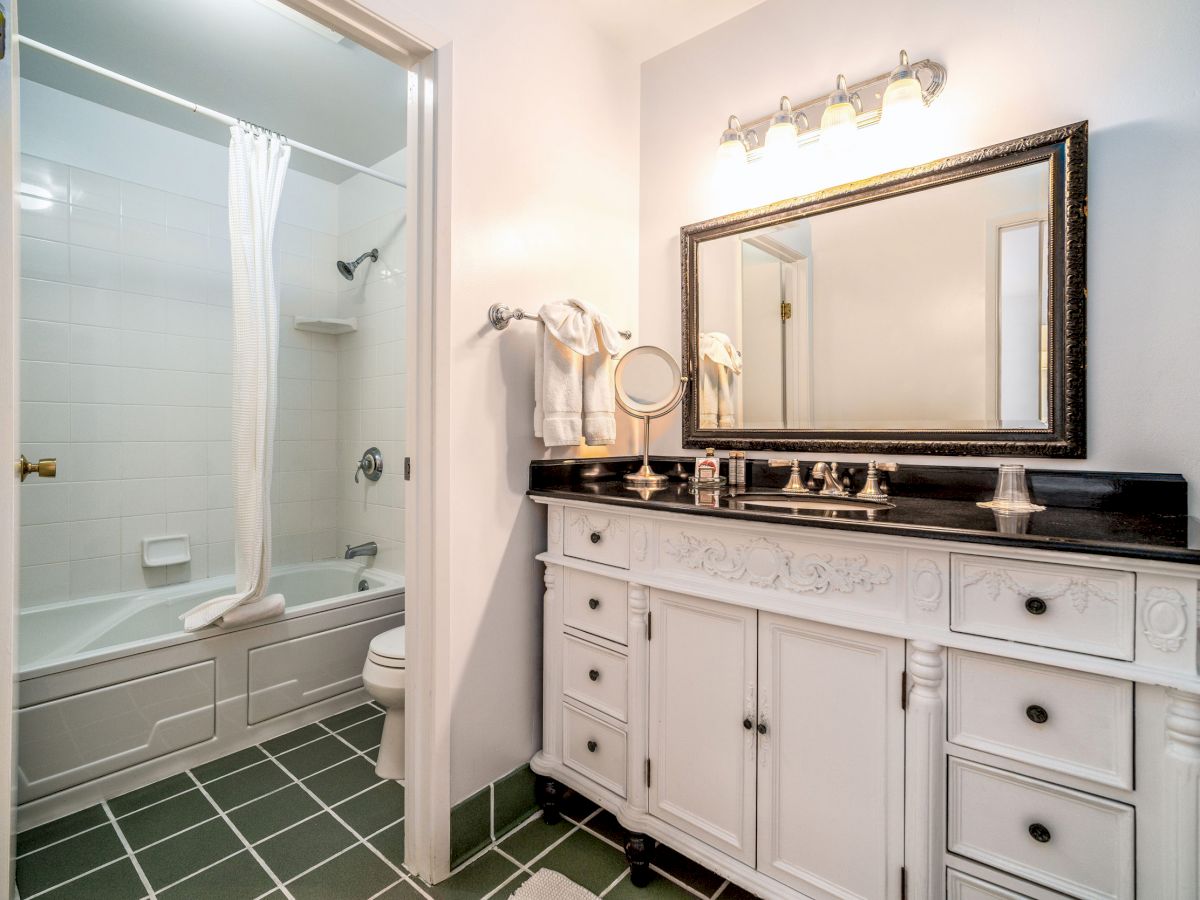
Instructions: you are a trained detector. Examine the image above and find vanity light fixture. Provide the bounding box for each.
[713,50,947,167]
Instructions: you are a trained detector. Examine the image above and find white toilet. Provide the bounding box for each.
[362,625,406,780]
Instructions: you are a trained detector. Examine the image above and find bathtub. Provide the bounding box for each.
[16,559,404,829]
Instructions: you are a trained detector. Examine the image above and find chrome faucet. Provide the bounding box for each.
[345,541,378,560]
[811,462,849,497]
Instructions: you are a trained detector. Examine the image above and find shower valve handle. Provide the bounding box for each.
[355,447,383,484]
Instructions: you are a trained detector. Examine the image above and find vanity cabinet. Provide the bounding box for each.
[532,496,1200,900]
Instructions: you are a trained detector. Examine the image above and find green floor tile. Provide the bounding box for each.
[289,843,398,899]
[321,704,381,732]
[205,760,292,811]
[118,789,216,850]
[604,871,696,899]
[136,817,243,889]
[532,829,627,896]
[497,815,573,864]
[16,804,108,855]
[417,850,517,900]
[228,784,322,844]
[582,810,627,848]
[262,723,326,755]
[256,812,357,883]
[653,844,726,896]
[15,824,127,897]
[275,735,355,779]
[159,850,276,900]
[715,881,762,899]
[37,857,146,900]
[368,819,405,867]
[304,756,383,806]
[109,773,195,818]
[338,715,385,751]
[194,745,269,783]
[493,765,537,840]
[449,785,491,868]
[334,780,405,838]
[497,870,531,897]
[374,877,429,899]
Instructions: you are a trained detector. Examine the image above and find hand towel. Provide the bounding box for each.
[534,299,623,447]
[699,332,742,428]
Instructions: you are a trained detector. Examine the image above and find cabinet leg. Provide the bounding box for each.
[535,776,562,825]
[624,833,656,887]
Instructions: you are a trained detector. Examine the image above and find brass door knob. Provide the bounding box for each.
[18,455,56,481]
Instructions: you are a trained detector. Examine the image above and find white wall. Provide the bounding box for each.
[359,0,642,803]
[639,0,1200,504]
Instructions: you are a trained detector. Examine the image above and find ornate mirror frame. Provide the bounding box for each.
[680,121,1087,457]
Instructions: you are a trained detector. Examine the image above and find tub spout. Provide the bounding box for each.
[345,541,378,560]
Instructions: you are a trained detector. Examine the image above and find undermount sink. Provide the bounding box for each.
[733,494,894,513]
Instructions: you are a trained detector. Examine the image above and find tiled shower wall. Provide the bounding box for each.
[17,154,343,606]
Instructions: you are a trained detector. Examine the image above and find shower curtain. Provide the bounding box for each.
[183,125,290,631]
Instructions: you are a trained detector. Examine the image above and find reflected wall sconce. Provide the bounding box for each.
[715,49,946,164]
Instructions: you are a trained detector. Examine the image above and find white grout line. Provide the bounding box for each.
[711,881,731,898]
[15,819,112,858]
[183,770,295,900]
[315,720,385,768]
[597,868,632,897]
[102,801,156,899]
[154,847,245,894]
[21,856,135,900]
[124,814,221,854]
[113,785,201,821]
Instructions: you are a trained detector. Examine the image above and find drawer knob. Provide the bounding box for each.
[590,531,602,544]
[588,597,601,610]
[1028,822,1052,843]
[1026,704,1049,724]
[587,739,598,753]
[743,718,754,730]
[757,722,768,735]
[1024,596,1048,615]
[588,668,600,682]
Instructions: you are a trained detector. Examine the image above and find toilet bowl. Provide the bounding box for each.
[362,625,406,780]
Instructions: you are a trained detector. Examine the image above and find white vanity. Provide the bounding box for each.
[529,489,1199,900]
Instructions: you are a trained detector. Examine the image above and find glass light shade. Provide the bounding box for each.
[717,137,749,165]
[820,100,857,154]
[765,119,797,152]
[882,75,924,129]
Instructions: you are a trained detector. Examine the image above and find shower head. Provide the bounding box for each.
[337,248,379,281]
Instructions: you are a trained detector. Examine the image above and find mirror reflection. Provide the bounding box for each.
[697,160,1050,431]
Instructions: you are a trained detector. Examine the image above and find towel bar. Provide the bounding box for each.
[488,303,632,341]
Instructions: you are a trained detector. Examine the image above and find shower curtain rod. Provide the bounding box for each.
[16,35,408,190]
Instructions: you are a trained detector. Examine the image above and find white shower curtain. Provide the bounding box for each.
[183,125,291,632]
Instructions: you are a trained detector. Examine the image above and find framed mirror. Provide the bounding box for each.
[681,121,1087,456]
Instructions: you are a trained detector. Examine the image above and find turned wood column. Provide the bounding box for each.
[1164,689,1200,898]
[627,582,650,814]
[905,641,946,900]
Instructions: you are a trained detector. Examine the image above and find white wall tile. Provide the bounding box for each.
[69,168,121,213]
[69,519,120,561]
[69,206,121,252]
[21,278,70,323]
[121,182,167,224]
[20,197,70,242]
[69,286,123,329]
[21,361,69,402]
[21,236,70,282]
[69,245,123,290]
[22,155,69,203]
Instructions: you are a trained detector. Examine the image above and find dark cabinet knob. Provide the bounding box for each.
[743,718,753,730]
[757,722,768,735]
[1024,596,1048,615]
[589,669,600,682]
[588,597,600,610]
[590,531,602,544]
[1026,704,1049,724]
[1028,823,1051,843]
[587,740,598,753]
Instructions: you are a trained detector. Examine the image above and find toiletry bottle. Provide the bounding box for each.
[734,451,746,487]
[727,451,739,488]
[696,448,719,482]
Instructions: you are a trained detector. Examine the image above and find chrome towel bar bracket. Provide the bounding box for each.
[488,303,632,341]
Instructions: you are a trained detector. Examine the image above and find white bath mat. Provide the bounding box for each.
[509,869,601,900]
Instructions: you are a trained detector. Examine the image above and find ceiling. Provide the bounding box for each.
[18,0,408,183]
[576,0,770,62]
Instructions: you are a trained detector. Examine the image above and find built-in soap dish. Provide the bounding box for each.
[293,316,358,335]
[142,534,191,568]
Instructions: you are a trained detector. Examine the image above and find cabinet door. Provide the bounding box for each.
[757,614,906,899]
[648,589,757,865]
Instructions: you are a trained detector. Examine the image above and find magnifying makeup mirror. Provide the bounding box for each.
[615,346,687,488]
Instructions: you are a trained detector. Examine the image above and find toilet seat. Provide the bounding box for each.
[368,626,406,669]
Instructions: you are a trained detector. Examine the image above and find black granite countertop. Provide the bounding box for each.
[528,458,1200,566]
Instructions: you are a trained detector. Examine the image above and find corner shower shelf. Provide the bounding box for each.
[293,316,358,335]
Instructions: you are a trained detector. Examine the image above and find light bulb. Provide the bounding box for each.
[882,50,925,139]
[764,96,799,158]
[716,114,750,168]
[820,75,858,156]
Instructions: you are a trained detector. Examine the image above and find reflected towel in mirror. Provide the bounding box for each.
[699,332,742,428]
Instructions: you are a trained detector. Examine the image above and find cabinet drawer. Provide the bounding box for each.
[562,702,627,798]
[564,507,630,569]
[947,870,1037,899]
[564,568,628,645]
[948,651,1133,789]
[948,759,1134,900]
[950,555,1134,660]
[563,635,628,722]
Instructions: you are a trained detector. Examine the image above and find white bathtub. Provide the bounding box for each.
[16,559,404,829]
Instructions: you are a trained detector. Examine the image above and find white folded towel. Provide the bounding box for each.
[182,592,285,632]
[699,332,742,428]
[534,299,622,447]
